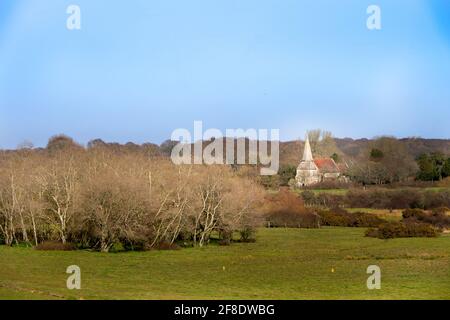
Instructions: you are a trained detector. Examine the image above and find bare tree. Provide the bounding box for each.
[37,157,79,243]
[0,143,266,250]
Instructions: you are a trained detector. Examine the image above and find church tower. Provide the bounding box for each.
[295,135,321,186]
[302,134,314,161]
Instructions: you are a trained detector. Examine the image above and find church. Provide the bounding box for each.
[295,136,342,187]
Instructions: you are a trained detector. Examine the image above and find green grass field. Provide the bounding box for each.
[1,227,449,300]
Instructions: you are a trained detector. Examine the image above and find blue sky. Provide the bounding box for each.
[0,0,449,148]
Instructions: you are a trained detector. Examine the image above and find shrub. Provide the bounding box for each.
[239,227,256,242]
[388,189,424,209]
[259,175,280,189]
[300,190,342,208]
[402,208,428,220]
[352,211,386,227]
[35,240,76,251]
[278,165,297,186]
[365,221,439,239]
[342,188,449,210]
[432,207,450,215]
[218,229,232,246]
[422,191,450,209]
[318,208,351,227]
[315,193,342,208]
[318,208,385,228]
[152,242,180,250]
[218,239,231,246]
[264,189,320,228]
[402,208,450,229]
[345,189,386,208]
[438,177,450,187]
[121,236,149,251]
[364,228,379,238]
[239,227,256,243]
[267,210,320,228]
[300,190,316,206]
[304,180,352,190]
[109,242,126,253]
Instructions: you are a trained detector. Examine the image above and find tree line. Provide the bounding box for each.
[416,152,450,182]
[0,136,264,251]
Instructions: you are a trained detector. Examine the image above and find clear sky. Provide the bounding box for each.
[0,0,449,148]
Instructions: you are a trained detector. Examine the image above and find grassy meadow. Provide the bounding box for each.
[1,227,449,300]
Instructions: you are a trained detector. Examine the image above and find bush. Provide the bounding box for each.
[422,191,450,209]
[438,177,450,187]
[344,188,427,209]
[364,228,379,238]
[300,190,316,206]
[152,242,180,250]
[318,208,385,228]
[402,208,450,229]
[365,221,439,239]
[315,193,343,208]
[259,175,280,189]
[300,190,342,208]
[264,189,320,228]
[432,207,450,215]
[353,211,387,227]
[317,208,351,227]
[267,210,320,228]
[388,189,425,209]
[239,227,256,242]
[338,188,449,210]
[121,237,149,251]
[35,241,76,251]
[109,242,126,253]
[278,165,297,186]
[402,208,428,220]
[345,189,388,208]
[218,239,231,246]
[216,229,232,246]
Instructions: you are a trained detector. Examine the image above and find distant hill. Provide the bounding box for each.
[5,136,450,168]
[334,138,450,159]
[89,137,450,166]
[272,137,450,167]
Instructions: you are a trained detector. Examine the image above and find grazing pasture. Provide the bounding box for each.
[1,227,449,300]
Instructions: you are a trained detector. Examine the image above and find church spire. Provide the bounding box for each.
[302,134,314,161]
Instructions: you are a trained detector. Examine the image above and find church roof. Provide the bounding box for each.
[314,158,340,173]
[302,136,313,161]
